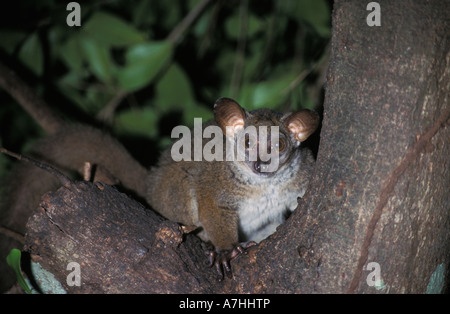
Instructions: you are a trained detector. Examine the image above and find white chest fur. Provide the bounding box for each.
[238,182,302,243]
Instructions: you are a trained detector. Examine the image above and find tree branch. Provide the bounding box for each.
[0,61,62,134]
[167,0,213,44]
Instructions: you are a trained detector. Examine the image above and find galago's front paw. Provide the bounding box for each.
[205,241,257,281]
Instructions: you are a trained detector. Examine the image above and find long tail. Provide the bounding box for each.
[0,62,150,292]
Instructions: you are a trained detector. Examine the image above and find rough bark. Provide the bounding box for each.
[26,181,217,293]
[22,0,450,293]
[281,0,449,293]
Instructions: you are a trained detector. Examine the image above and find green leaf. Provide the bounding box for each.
[156,63,195,112]
[285,0,331,37]
[225,14,240,40]
[18,32,43,76]
[238,74,296,110]
[83,12,146,47]
[193,11,210,38]
[183,104,213,127]
[155,63,213,125]
[58,71,91,109]
[225,13,263,40]
[84,86,115,113]
[79,36,115,84]
[117,41,173,92]
[59,36,84,72]
[115,106,159,138]
[6,249,32,294]
[247,14,263,38]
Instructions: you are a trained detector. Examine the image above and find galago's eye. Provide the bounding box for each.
[271,138,286,153]
[278,138,286,153]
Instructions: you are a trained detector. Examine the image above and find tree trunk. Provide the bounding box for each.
[24,0,449,293]
[281,0,450,293]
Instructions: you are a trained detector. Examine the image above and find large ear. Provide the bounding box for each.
[214,98,246,137]
[284,109,320,142]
